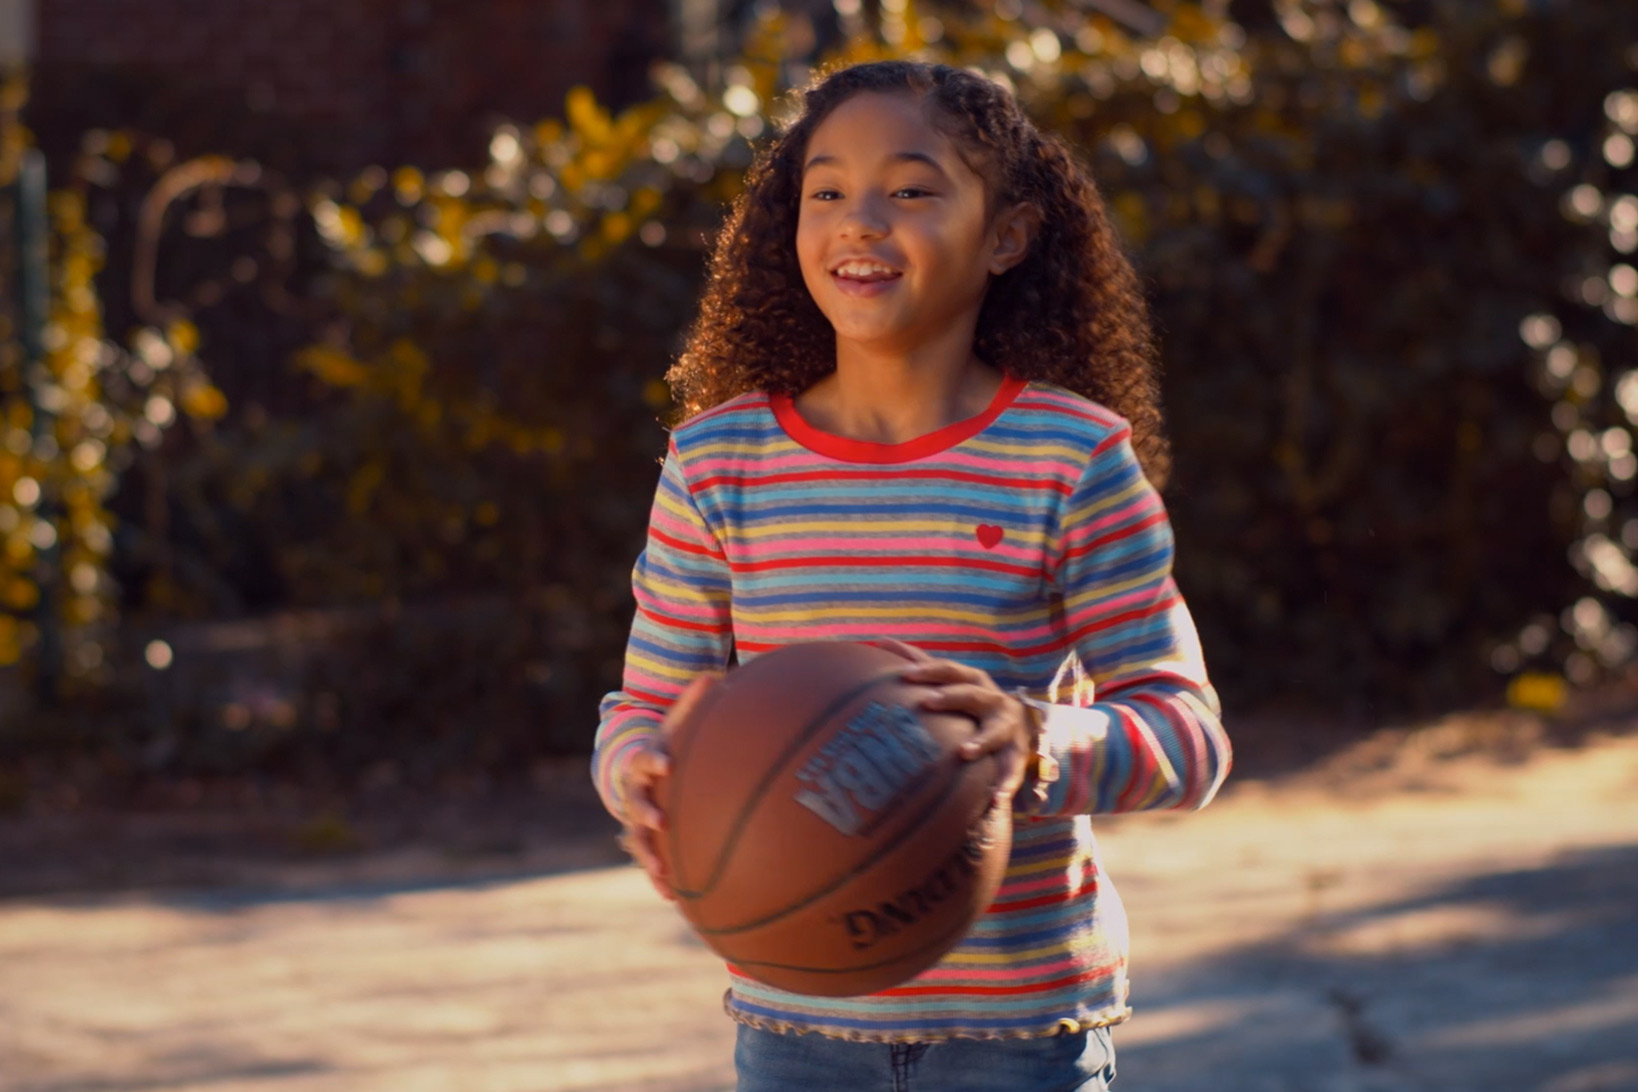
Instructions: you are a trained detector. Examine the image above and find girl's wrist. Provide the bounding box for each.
[1010,689,1058,814]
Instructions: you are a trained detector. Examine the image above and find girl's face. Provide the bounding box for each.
[795,91,1030,359]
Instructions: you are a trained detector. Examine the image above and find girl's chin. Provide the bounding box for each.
[819,304,914,341]
[826,323,916,350]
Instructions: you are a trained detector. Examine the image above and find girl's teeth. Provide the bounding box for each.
[836,264,899,280]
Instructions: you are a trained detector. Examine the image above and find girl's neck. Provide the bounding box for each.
[796,339,1004,446]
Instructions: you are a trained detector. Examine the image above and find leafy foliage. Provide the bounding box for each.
[0,74,224,684]
[283,0,1638,716]
[5,0,1638,794]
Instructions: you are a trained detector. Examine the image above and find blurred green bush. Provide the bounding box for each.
[5,0,1638,797]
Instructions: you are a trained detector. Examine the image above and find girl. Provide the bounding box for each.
[593,59,1230,1090]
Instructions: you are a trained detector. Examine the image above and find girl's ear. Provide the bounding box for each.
[988,202,1041,275]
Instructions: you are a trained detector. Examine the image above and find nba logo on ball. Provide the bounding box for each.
[793,701,940,837]
[658,641,1012,997]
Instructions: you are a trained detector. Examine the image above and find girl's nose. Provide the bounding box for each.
[840,196,889,240]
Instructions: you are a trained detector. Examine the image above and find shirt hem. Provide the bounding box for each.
[722,991,1133,1043]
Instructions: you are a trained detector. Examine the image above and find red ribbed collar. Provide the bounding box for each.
[769,374,1027,465]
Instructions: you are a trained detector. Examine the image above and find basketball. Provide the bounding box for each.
[655,640,1012,997]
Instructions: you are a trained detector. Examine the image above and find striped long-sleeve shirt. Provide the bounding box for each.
[593,374,1231,1042]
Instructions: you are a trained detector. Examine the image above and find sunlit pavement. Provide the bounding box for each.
[2,731,1636,1092]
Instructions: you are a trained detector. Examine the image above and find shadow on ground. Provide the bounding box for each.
[0,766,624,902]
[1225,687,1638,784]
[1119,843,1638,1092]
[3,740,1636,1092]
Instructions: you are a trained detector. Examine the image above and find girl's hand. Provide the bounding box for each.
[617,670,725,902]
[617,746,675,901]
[875,639,1033,807]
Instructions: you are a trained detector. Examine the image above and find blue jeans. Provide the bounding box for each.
[734,1022,1117,1091]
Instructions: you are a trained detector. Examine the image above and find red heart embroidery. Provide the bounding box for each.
[975,524,1003,548]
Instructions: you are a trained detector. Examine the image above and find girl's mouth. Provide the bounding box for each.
[831,259,903,297]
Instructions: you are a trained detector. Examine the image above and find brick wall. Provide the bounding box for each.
[32,0,670,169]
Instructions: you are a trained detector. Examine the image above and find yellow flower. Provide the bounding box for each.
[296,346,371,388]
[0,614,20,666]
[393,166,425,203]
[181,383,229,421]
[1505,672,1567,714]
[2,578,38,611]
[566,86,612,144]
[643,379,673,410]
[167,319,201,357]
[601,212,633,245]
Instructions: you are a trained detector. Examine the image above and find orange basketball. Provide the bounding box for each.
[656,640,1012,997]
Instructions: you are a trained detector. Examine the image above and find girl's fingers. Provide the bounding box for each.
[621,825,656,864]
[624,749,672,830]
[902,658,994,687]
[940,713,1029,805]
[990,748,1028,805]
[920,682,1007,716]
[960,714,1018,758]
[629,796,666,831]
[630,748,672,779]
[663,671,722,734]
[621,749,680,901]
[623,790,665,831]
[964,714,1030,803]
[921,686,1019,761]
[623,830,677,901]
[891,648,1024,801]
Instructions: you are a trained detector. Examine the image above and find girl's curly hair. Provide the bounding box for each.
[668,60,1170,486]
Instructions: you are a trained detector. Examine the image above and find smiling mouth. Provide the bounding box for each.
[830,261,902,300]
[830,259,903,286]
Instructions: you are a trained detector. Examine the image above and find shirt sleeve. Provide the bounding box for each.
[1028,426,1232,816]
[591,441,734,822]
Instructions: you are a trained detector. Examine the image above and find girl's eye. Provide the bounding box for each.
[805,187,931,201]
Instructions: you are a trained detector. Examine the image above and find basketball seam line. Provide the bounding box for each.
[663,676,733,896]
[691,755,994,937]
[722,888,989,976]
[671,667,906,901]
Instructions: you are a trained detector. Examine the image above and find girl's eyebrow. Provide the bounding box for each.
[802,151,950,176]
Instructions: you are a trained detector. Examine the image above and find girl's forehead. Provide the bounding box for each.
[803,92,965,172]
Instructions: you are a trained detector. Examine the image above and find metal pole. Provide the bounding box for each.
[0,1,37,72]
[16,146,60,702]
[675,0,721,82]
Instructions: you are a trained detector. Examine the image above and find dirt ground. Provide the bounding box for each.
[1,714,1636,1092]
